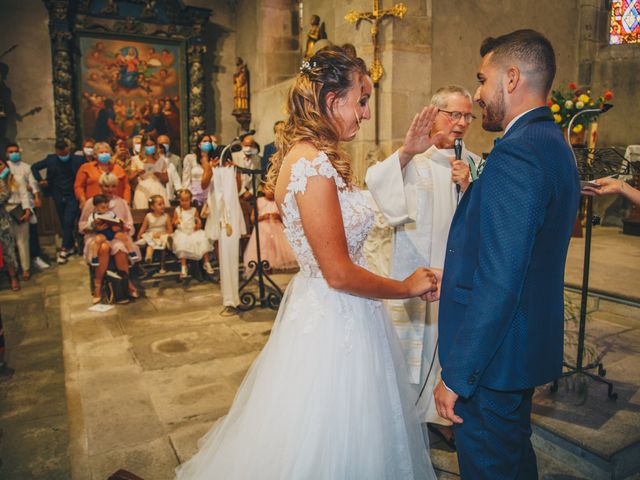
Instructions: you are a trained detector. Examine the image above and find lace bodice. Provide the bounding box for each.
[280,153,375,277]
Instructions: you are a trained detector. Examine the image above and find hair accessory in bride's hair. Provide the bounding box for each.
[300,59,317,75]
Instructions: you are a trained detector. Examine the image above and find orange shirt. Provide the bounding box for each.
[74,161,131,204]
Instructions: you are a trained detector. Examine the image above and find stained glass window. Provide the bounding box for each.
[610,0,640,44]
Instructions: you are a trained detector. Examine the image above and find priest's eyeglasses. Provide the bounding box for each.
[438,110,476,123]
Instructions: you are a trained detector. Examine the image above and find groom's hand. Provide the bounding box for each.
[434,380,463,424]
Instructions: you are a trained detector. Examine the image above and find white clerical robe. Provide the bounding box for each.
[365,144,480,424]
[211,166,247,307]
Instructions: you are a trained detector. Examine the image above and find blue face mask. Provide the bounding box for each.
[0,168,9,180]
[144,145,156,155]
[97,152,111,164]
[8,152,21,162]
[200,142,213,153]
[58,154,70,162]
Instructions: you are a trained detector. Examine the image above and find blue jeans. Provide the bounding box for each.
[52,194,79,250]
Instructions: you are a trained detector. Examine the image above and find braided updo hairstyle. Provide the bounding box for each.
[266,45,368,192]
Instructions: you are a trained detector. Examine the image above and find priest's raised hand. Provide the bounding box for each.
[398,105,446,168]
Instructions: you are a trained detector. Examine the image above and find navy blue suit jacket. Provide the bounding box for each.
[31,154,85,197]
[438,107,580,398]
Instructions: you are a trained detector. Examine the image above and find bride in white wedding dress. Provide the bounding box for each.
[176,46,443,480]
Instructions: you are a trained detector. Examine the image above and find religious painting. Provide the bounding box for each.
[76,34,187,155]
[609,0,640,44]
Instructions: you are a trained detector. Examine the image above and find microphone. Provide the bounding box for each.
[454,138,462,194]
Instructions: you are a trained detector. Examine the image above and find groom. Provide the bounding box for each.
[434,30,580,478]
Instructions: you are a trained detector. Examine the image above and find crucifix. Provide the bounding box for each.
[346,1,407,144]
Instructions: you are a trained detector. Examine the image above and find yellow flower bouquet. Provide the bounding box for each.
[548,82,613,132]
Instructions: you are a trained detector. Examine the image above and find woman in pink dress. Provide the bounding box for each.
[243,184,297,274]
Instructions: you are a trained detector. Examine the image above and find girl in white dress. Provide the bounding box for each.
[172,189,213,279]
[136,194,173,272]
[176,46,442,479]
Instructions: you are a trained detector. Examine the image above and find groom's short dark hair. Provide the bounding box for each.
[480,29,556,95]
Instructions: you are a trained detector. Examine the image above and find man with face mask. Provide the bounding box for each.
[366,85,481,447]
[157,134,182,180]
[31,139,86,264]
[232,134,261,232]
[434,30,579,479]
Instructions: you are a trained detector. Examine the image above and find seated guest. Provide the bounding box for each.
[31,139,85,264]
[182,134,217,207]
[243,183,297,274]
[6,142,50,274]
[113,138,132,172]
[74,141,130,208]
[136,194,173,272]
[130,135,169,209]
[86,194,139,267]
[157,134,182,180]
[78,173,140,303]
[0,160,23,290]
[261,121,284,175]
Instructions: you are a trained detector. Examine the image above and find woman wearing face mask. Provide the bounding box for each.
[0,159,22,290]
[0,157,29,287]
[79,138,96,163]
[130,135,169,209]
[74,142,131,209]
[182,133,218,206]
[32,139,86,264]
[175,46,440,479]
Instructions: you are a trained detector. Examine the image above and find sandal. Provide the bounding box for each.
[10,277,20,292]
[92,283,102,304]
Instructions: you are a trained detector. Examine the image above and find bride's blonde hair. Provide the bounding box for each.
[266,46,368,191]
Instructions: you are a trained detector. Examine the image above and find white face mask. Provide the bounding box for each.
[243,146,257,156]
[161,143,170,154]
[83,147,94,157]
[133,143,141,153]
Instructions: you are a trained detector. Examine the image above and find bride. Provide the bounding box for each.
[176,46,443,480]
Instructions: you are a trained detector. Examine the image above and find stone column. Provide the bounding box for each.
[577,0,601,85]
[187,21,208,149]
[44,0,77,146]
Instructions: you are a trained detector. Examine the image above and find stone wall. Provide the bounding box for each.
[0,0,56,163]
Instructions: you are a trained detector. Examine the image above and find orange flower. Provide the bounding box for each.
[604,90,614,101]
[568,82,577,90]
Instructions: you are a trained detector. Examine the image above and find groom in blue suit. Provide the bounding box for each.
[434,30,580,479]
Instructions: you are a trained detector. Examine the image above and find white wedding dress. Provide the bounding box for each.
[175,153,436,480]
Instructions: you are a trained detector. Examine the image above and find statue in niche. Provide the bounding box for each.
[233,57,249,112]
[304,15,327,59]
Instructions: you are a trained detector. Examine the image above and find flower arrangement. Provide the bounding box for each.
[548,82,613,133]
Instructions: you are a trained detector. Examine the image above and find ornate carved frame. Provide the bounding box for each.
[43,0,211,151]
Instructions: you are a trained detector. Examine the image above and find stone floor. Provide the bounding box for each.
[0,226,638,479]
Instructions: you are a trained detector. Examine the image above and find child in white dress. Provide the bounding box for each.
[136,195,173,273]
[172,189,213,279]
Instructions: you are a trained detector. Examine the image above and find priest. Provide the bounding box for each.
[365,85,481,446]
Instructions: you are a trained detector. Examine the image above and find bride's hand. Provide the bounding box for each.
[403,268,438,298]
[398,106,446,168]
[420,268,442,302]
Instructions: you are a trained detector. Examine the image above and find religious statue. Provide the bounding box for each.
[304,15,327,59]
[233,57,249,112]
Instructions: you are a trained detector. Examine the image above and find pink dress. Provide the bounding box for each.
[79,195,141,263]
[243,197,298,273]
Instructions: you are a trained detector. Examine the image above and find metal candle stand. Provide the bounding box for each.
[235,165,284,311]
[551,147,635,400]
